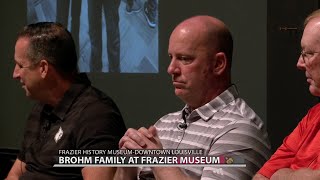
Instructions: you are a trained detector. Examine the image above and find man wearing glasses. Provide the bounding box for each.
[253,9,320,180]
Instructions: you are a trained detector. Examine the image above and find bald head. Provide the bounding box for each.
[305,9,320,27]
[175,15,227,32]
[303,10,320,45]
[170,16,233,67]
[167,16,233,107]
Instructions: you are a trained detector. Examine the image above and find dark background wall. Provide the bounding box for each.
[1,0,267,149]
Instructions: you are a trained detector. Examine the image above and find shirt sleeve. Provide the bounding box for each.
[18,104,43,162]
[74,100,126,150]
[257,115,308,178]
[201,118,271,180]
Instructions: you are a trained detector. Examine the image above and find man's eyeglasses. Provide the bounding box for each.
[300,51,320,62]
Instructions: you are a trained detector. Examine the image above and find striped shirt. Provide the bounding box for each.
[140,85,270,180]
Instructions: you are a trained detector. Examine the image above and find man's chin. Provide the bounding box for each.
[175,90,191,102]
[175,89,185,97]
[309,86,320,97]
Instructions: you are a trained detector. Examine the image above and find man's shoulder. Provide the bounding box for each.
[68,86,125,141]
[302,103,320,125]
[215,97,266,134]
[66,85,123,126]
[309,103,320,112]
[232,97,261,119]
[74,85,119,110]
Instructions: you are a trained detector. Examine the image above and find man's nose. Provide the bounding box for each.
[296,55,306,71]
[13,64,20,79]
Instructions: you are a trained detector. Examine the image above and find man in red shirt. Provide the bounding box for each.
[253,9,320,180]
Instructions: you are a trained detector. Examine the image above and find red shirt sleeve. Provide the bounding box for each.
[257,103,320,178]
[257,114,308,178]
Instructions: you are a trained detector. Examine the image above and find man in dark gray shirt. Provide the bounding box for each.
[7,22,126,179]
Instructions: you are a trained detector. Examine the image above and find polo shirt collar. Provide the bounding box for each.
[182,84,239,122]
[42,73,91,121]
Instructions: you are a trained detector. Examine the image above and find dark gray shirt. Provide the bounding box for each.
[18,74,126,179]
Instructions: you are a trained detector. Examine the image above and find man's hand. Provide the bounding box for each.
[118,126,196,180]
[116,126,162,180]
[137,126,162,149]
[119,126,162,150]
[119,128,147,149]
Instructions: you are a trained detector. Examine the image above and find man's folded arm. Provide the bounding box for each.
[151,167,197,180]
[81,166,116,180]
[270,168,320,180]
[256,116,308,178]
[113,167,138,180]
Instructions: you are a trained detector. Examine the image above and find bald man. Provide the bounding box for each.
[115,15,270,180]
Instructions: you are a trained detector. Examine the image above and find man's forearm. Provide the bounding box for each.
[6,159,26,180]
[152,167,196,180]
[252,173,270,180]
[82,167,116,180]
[271,168,320,180]
[113,167,138,180]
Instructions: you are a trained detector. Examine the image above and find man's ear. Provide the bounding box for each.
[213,52,227,75]
[39,59,49,78]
